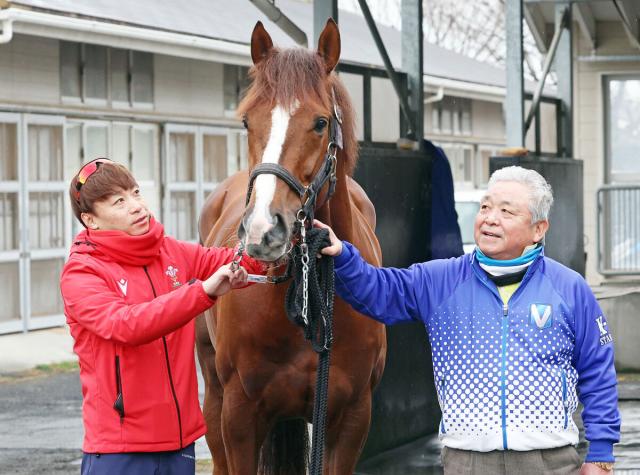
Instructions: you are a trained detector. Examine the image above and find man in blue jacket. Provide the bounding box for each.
[316,166,619,475]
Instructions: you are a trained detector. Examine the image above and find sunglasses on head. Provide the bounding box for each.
[74,158,113,201]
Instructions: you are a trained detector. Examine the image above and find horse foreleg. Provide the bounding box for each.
[220,377,268,475]
[195,316,229,475]
[324,392,373,475]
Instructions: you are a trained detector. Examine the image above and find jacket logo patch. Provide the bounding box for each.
[117,278,128,296]
[596,315,613,346]
[530,304,553,329]
[165,265,181,288]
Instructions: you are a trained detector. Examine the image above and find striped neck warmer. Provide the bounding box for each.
[476,244,542,277]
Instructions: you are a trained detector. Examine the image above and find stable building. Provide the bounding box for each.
[0,0,549,334]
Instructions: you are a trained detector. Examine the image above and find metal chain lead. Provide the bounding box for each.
[298,212,310,326]
[230,241,245,272]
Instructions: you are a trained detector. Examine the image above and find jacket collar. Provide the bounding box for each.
[70,217,164,266]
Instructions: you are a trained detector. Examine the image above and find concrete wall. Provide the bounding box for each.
[597,291,640,371]
[471,100,505,143]
[574,22,640,285]
[0,35,60,106]
[154,55,225,119]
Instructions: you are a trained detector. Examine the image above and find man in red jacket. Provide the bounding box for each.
[60,158,263,474]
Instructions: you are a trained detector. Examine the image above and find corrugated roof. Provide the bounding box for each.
[10,0,542,92]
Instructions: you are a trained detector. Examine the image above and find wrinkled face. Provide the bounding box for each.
[473,181,549,260]
[82,187,151,236]
[238,101,332,261]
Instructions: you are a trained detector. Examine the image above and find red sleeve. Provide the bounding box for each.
[60,258,215,346]
[178,241,266,280]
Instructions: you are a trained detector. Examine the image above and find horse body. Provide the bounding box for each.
[196,20,386,475]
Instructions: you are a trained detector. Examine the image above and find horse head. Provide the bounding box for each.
[237,19,345,262]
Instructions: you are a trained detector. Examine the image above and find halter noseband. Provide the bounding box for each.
[244,101,344,226]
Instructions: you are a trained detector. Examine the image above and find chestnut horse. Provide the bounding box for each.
[196,19,386,475]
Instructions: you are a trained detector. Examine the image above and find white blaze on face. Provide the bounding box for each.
[246,103,294,245]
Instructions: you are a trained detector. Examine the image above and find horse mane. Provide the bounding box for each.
[237,47,359,176]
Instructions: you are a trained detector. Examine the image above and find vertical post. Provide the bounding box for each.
[314,0,338,46]
[505,0,525,148]
[401,0,424,145]
[363,69,372,143]
[554,2,573,157]
[535,103,541,155]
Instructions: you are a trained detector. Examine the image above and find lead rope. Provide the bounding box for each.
[284,216,334,475]
[230,222,335,475]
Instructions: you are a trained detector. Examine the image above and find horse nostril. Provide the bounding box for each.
[262,213,287,247]
[272,213,287,241]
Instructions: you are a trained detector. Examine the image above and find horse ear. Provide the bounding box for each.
[317,18,341,74]
[251,21,273,65]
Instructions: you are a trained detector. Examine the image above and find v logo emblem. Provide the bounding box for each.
[117,278,128,296]
[530,304,552,329]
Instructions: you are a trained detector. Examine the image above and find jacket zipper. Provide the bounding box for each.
[439,376,447,434]
[143,266,184,449]
[561,369,568,429]
[500,303,509,450]
[113,355,125,422]
[470,257,542,451]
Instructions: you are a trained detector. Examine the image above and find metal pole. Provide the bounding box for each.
[249,0,308,46]
[314,0,338,46]
[363,70,372,142]
[554,2,573,157]
[402,0,424,145]
[505,0,525,147]
[357,0,416,137]
[524,5,569,133]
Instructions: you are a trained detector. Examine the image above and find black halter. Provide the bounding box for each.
[244,102,343,225]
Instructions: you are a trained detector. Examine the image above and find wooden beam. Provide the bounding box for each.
[615,0,640,50]
[574,2,596,51]
[524,3,549,53]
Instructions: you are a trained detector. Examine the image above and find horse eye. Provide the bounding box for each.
[314,118,328,133]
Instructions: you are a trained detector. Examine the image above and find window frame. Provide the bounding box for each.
[60,42,154,109]
[603,75,640,184]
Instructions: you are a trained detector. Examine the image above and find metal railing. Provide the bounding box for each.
[597,185,640,275]
[336,62,408,145]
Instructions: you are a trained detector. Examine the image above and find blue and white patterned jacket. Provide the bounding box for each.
[334,242,620,462]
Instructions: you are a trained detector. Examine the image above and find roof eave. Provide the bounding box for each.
[3,7,252,65]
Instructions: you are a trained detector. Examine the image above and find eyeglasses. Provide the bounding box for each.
[74,158,112,201]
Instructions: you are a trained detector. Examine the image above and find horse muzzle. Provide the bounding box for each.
[238,211,289,262]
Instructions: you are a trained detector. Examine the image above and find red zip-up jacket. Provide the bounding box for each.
[60,219,261,453]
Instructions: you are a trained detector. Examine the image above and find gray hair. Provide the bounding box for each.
[487,166,553,222]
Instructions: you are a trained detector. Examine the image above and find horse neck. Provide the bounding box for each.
[315,151,354,241]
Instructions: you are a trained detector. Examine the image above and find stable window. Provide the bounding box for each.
[25,117,68,329]
[599,76,640,274]
[433,97,472,137]
[605,77,640,183]
[60,42,154,107]
[84,44,108,103]
[60,42,82,100]
[164,125,248,242]
[439,143,475,187]
[110,48,130,105]
[131,52,153,106]
[0,120,18,254]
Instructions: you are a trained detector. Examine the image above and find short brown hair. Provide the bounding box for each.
[69,159,138,227]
